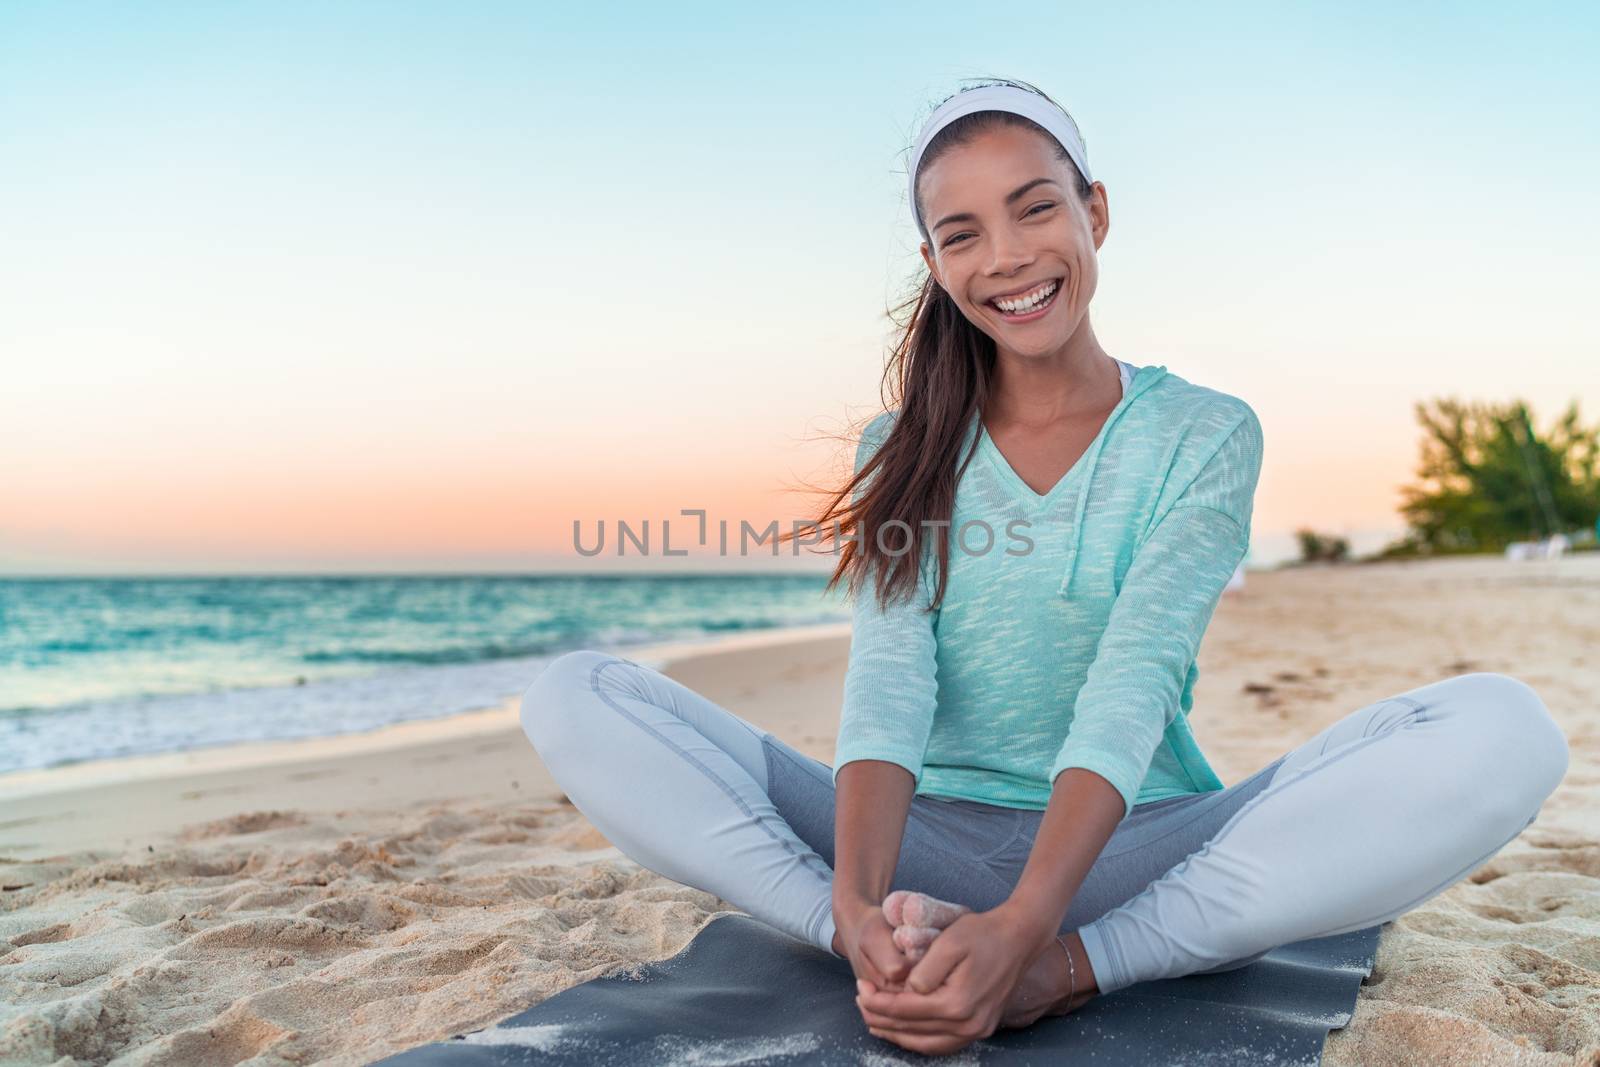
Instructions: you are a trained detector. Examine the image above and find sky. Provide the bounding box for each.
[2,1,1596,574]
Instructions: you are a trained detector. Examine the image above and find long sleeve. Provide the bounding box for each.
[831,413,941,788]
[1049,407,1264,818]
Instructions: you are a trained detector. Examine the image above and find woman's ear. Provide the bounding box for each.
[919,242,941,287]
[1089,182,1110,250]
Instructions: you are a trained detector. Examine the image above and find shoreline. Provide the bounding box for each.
[0,620,851,859]
[0,620,851,803]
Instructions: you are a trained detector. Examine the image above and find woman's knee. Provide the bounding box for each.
[519,648,621,755]
[1448,672,1570,816]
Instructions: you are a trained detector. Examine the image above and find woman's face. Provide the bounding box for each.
[917,124,1109,359]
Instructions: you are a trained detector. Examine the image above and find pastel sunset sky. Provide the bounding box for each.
[3,2,1595,574]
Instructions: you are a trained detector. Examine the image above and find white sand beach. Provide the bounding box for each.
[2,555,1597,1065]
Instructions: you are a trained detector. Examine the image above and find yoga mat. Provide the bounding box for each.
[378,911,1382,1065]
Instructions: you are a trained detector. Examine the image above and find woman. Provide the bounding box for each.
[520,78,1570,1056]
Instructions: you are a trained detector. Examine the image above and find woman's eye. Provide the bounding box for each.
[942,204,1055,247]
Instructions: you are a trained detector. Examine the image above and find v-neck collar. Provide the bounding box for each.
[976,360,1136,510]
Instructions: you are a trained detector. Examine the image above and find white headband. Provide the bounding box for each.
[907,84,1093,244]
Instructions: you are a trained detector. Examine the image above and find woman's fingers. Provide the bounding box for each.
[858,982,963,1022]
[861,915,913,985]
[856,998,961,1035]
[840,906,904,990]
[906,942,965,995]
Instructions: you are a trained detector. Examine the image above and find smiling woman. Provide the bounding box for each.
[517,76,1571,1060]
[813,77,1118,616]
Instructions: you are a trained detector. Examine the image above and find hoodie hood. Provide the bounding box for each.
[1055,362,1169,598]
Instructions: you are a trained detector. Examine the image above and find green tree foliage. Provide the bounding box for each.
[1295,528,1350,563]
[1382,398,1600,556]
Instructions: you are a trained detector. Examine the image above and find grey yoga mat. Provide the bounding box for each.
[377,911,1382,1065]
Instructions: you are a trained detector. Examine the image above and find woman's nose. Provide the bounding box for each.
[985,235,1033,276]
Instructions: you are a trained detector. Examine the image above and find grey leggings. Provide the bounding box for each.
[520,651,1569,994]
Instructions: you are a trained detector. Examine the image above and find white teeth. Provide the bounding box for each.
[993,279,1058,313]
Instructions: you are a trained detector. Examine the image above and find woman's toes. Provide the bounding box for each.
[875,892,974,967]
[891,924,941,959]
[882,889,912,927]
[902,891,970,929]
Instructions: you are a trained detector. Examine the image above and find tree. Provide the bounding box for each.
[1295,528,1350,563]
[1382,397,1600,557]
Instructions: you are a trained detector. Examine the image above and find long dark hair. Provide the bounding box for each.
[781,77,1095,615]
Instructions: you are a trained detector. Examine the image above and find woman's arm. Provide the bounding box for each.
[831,412,941,931]
[832,567,937,984]
[1001,408,1265,940]
[834,759,921,991]
[831,555,940,799]
[993,768,1123,943]
[833,759,917,912]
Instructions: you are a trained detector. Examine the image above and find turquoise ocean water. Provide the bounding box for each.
[0,574,848,775]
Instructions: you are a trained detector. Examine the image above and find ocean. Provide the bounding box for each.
[0,574,850,775]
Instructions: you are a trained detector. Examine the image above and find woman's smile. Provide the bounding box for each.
[987,275,1063,323]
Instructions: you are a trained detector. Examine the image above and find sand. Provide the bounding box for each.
[1,556,1597,1065]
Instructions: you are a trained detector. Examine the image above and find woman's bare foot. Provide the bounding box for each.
[882,889,971,961]
[879,891,1099,1028]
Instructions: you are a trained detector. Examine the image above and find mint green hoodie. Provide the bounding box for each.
[832,362,1263,819]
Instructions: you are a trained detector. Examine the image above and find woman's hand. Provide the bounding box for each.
[834,897,915,993]
[853,906,1044,1056]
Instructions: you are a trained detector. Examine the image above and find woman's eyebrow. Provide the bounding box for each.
[930,176,1062,234]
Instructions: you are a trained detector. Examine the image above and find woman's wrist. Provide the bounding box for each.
[832,895,883,921]
[991,895,1066,950]
[830,893,879,955]
[832,889,880,921]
